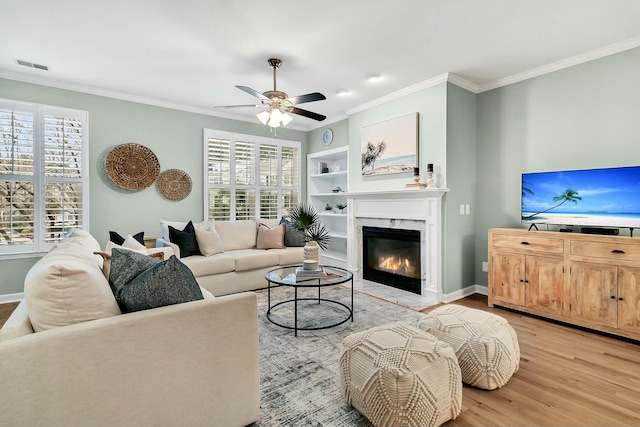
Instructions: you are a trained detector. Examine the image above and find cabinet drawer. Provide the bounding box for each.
[571,240,640,262]
[491,234,564,254]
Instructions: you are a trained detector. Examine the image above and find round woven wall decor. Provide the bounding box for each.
[105,143,160,191]
[156,169,192,201]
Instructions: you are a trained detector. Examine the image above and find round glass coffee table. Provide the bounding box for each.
[265,265,353,336]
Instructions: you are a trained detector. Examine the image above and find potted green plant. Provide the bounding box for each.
[289,204,331,262]
[336,203,347,214]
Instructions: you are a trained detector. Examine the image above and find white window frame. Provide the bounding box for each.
[203,129,301,221]
[0,98,89,258]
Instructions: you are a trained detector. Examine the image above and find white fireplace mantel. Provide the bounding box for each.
[347,188,449,303]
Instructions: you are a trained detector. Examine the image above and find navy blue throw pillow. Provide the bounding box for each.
[168,220,201,257]
[109,230,144,246]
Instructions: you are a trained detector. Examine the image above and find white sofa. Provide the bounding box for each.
[160,218,305,296]
[0,230,260,427]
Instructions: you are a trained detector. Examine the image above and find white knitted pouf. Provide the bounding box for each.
[340,322,462,427]
[418,304,520,390]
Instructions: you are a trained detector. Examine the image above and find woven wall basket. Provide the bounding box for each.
[156,169,192,201]
[105,143,160,191]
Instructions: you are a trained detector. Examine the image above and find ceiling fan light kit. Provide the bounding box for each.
[217,58,327,128]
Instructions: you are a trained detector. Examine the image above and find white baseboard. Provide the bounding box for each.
[441,284,487,303]
[0,292,24,304]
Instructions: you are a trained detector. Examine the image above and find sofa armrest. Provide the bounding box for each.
[160,239,181,259]
[0,293,260,427]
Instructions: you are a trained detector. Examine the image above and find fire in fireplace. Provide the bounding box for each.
[362,226,421,294]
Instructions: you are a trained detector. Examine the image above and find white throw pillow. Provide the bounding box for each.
[24,232,121,332]
[194,227,224,257]
[215,220,258,251]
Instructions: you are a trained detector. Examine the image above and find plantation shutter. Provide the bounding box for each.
[0,100,88,255]
[42,109,86,243]
[204,129,300,222]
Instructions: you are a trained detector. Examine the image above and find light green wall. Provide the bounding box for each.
[347,84,448,192]
[444,83,477,294]
[475,46,640,286]
[0,78,308,295]
[307,119,349,154]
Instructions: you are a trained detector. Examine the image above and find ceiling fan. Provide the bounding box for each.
[216,58,326,127]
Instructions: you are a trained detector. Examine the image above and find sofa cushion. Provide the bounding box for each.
[215,220,258,251]
[160,218,214,241]
[280,217,306,247]
[270,247,305,265]
[179,253,236,276]
[195,227,224,256]
[254,218,280,229]
[230,249,279,272]
[169,221,202,257]
[256,224,285,249]
[0,300,33,343]
[24,230,121,332]
[109,230,144,246]
[109,249,203,313]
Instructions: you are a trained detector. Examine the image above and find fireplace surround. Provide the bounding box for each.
[347,189,447,303]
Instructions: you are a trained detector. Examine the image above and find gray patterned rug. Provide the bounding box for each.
[249,285,426,427]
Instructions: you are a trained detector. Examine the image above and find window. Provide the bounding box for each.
[0,99,89,256]
[204,129,300,221]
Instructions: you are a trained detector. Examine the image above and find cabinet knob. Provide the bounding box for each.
[610,295,616,299]
[520,241,530,245]
[611,249,625,254]
[619,297,624,301]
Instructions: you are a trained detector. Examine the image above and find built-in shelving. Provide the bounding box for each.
[307,146,348,268]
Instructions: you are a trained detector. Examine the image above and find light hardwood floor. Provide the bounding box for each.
[1,295,639,426]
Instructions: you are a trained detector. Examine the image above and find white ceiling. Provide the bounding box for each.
[2,0,640,130]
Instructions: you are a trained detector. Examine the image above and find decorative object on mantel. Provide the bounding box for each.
[426,163,435,188]
[156,169,192,201]
[361,112,419,176]
[405,166,427,189]
[105,143,160,191]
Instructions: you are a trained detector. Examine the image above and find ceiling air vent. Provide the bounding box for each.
[16,59,49,71]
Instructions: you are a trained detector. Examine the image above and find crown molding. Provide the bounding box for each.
[0,70,310,131]
[479,35,640,92]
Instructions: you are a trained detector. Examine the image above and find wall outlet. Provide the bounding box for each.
[482,261,489,272]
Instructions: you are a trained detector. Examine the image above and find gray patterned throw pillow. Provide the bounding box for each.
[109,248,203,313]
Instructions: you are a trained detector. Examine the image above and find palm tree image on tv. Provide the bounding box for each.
[524,189,582,219]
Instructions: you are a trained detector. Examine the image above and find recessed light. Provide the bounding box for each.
[366,73,382,82]
[336,89,350,97]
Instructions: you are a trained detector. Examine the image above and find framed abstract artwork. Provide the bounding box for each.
[360,112,419,176]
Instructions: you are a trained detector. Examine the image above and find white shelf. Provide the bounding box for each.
[308,146,349,266]
[309,192,348,197]
[310,170,347,179]
[329,231,348,239]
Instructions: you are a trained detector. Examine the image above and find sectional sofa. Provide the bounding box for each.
[159,218,305,296]
[0,229,260,427]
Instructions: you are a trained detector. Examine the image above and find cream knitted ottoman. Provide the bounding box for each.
[418,304,520,390]
[340,322,462,427]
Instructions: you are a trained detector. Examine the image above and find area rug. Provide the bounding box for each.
[249,285,426,427]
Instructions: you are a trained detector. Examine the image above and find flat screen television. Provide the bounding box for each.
[521,165,640,230]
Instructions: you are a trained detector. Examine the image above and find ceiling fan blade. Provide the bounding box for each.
[290,107,326,121]
[215,104,262,109]
[236,85,268,100]
[288,92,326,105]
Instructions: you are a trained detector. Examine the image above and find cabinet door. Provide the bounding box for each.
[492,253,525,306]
[570,261,617,327]
[618,266,640,334]
[524,255,564,314]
